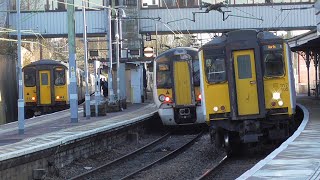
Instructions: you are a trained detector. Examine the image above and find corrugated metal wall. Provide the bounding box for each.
[139,3,316,33]
[7,2,317,37]
[9,10,106,37]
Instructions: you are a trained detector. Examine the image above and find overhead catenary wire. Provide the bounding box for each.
[161,0,184,35]
[265,2,297,32]
[175,0,192,37]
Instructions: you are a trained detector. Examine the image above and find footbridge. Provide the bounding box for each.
[6,2,317,38]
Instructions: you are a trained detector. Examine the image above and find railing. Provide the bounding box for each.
[141,0,315,9]
[7,0,316,11]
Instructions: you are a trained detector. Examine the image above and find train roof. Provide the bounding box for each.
[155,47,198,61]
[200,30,283,49]
[23,59,68,69]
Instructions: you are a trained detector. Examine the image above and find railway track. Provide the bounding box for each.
[196,155,228,180]
[70,131,203,180]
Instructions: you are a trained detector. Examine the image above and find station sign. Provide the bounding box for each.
[144,47,154,57]
[146,33,152,41]
[129,49,140,56]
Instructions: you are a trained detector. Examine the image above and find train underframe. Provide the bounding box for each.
[158,105,203,126]
[25,103,68,119]
[209,114,296,155]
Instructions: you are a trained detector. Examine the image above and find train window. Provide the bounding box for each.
[205,57,226,83]
[24,68,36,87]
[54,68,66,86]
[263,51,284,77]
[41,73,49,85]
[159,64,169,71]
[237,55,252,79]
[192,60,200,86]
[157,63,172,88]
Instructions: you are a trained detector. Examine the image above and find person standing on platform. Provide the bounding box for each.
[102,79,108,97]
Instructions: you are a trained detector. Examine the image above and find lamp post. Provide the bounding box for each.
[82,0,90,119]
[118,9,127,109]
[115,8,126,109]
[107,6,115,105]
[17,0,25,134]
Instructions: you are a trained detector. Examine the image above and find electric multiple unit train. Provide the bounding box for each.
[199,30,296,154]
[153,47,205,126]
[23,59,95,118]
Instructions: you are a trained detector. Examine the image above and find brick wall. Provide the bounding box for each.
[0,117,154,180]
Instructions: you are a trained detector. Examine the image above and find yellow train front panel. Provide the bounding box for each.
[199,50,231,122]
[54,85,68,102]
[203,83,230,121]
[39,70,52,105]
[263,43,294,116]
[233,50,259,116]
[54,67,68,103]
[157,89,173,105]
[173,61,192,105]
[24,86,37,103]
[24,67,37,104]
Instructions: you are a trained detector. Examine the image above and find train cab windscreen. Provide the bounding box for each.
[263,44,284,77]
[24,68,36,87]
[54,67,66,85]
[157,58,172,88]
[204,49,226,83]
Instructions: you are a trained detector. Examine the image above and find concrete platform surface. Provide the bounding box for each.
[238,95,320,180]
[0,100,157,162]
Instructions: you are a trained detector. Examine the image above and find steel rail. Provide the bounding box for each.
[69,132,171,180]
[120,131,204,180]
[196,155,228,180]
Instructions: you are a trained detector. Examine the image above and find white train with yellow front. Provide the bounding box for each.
[199,30,296,154]
[153,47,205,126]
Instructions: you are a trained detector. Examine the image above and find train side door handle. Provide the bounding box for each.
[250,81,256,84]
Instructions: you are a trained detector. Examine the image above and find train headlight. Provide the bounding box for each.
[159,94,165,102]
[278,100,284,106]
[213,106,219,112]
[165,96,171,102]
[272,92,281,100]
[31,97,36,101]
[56,96,60,100]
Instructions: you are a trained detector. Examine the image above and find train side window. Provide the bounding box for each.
[24,68,36,87]
[54,68,66,86]
[263,51,284,77]
[205,57,226,83]
[157,63,172,88]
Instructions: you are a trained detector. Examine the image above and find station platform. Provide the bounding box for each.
[238,94,320,180]
[0,97,157,163]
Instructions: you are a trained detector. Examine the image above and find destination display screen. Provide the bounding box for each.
[263,44,283,51]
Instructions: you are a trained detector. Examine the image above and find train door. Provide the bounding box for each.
[173,61,192,105]
[39,70,52,104]
[233,50,259,115]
